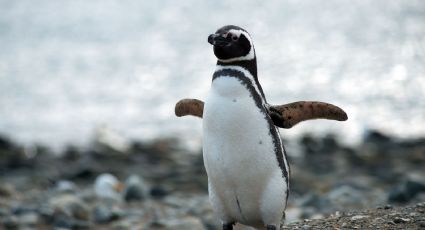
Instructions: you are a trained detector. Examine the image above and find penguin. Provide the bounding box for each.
[175,25,347,230]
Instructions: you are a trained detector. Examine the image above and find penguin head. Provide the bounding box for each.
[208,25,255,63]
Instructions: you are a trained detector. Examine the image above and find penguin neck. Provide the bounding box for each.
[217,58,257,79]
[216,58,266,101]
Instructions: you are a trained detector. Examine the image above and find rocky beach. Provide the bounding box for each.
[0,130,424,229]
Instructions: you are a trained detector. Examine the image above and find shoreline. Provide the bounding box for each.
[0,129,424,229]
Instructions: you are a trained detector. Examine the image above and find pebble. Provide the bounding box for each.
[387,221,395,225]
[416,202,425,208]
[49,194,90,221]
[0,184,15,197]
[301,224,311,229]
[123,175,147,202]
[55,180,78,193]
[18,212,39,226]
[93,204,121,223]
[94,173,123,200]
[150,185,169,199]
[11,205,37,215]
[393,217,410,224]
[2,215,18,229]
[53,214,90,229]
[161,216,206,230]
[388,178,425,203]
[0,208,9,216]
[351,215,369,221]
[112,220,133,230]
[384,204,393,209]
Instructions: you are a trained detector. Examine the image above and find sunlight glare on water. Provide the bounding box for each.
[0,0,424,149]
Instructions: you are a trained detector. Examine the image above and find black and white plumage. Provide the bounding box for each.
[175,25,347,230]
[204,25,289,230]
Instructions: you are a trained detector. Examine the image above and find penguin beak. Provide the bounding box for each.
[208,34,229,47]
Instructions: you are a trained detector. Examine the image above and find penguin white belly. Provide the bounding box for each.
[203,76,286,227]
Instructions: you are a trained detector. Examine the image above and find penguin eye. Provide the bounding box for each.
[231,35,239,41]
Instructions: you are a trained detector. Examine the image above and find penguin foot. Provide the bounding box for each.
[266,225,277,230]
[222,222,234,230]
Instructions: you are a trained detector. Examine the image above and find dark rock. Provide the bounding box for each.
[2,215,18,229]
[150,185,169,199]
[393,217,410,223]
[63,145,81,161]
[384,204,393,209]
[389,178,425,203]
[124,175,147,202]
[11,205,38,215]
[67,167,97,180]
[300,134,319,155]
[0,134,31,170]
[0,134,14,151]
[364,130,392,144]
[52,213,90,229]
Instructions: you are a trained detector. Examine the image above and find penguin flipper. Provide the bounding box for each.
[268,101,348,129]
[175,98,204,118]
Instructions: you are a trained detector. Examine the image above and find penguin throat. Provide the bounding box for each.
[217,58,257,80]
[216,58,266,101]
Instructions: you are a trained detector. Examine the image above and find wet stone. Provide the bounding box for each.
[93,205,121,224]
[393,217,410,224]
[150,185,169,199]
[384,204,393,209]
[18,212,39,226]
[0,208,9,216]
[2,215,19,229]
[52,214,90,229]
[123,175,147,202]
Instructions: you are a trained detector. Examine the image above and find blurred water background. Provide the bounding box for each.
[1,0,424,150]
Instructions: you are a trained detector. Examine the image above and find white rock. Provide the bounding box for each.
[351,215,369,221]
[94,173,123,200]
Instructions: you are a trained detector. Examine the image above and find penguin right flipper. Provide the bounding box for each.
[268,101,348,129]
[175,98,204,118]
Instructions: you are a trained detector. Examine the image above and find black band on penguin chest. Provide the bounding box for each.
[212,69,289,187]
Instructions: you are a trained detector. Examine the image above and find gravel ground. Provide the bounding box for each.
[282,202,425,230]
[0,130,424,229]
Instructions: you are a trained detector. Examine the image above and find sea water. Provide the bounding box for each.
[0,0,424,149]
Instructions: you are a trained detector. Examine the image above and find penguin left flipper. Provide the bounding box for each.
[268,101,348,129]
[175,99,348,128]
[175,98,204,118]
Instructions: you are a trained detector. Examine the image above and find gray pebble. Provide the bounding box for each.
[18,212,39,226]
[93,205,120,223]
[159,216,206,230]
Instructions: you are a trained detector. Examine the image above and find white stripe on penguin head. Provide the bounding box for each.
[217,29,255,63]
